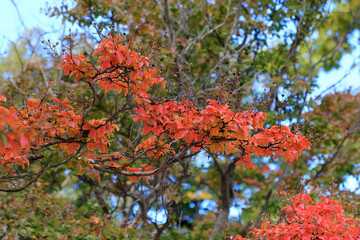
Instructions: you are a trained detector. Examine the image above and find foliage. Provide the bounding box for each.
[232,194,360,239]
[0,0,359,239]
[0,183,123,239]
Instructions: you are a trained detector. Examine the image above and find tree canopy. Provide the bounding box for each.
[0,0,359,239]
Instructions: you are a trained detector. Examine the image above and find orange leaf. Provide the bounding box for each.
[27,99,39,107]
[98,126,106,136]
[149,69,155,76]
[49,97,62,104]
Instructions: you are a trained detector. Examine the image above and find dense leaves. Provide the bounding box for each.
[232,194,360,239]
[0,0,359,239]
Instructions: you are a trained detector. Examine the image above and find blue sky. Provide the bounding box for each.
[0,0,59,49]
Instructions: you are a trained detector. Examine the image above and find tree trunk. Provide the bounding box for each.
[209,161,234,240]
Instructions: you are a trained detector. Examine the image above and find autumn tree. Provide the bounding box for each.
[0,0,359,239]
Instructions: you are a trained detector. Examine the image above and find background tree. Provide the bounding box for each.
[0,0,359,239]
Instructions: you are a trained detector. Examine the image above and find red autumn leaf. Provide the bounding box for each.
[89,129,97,139]
[27,99,39,107]
[149,69,155,76]
[0,95,6,101]
[98,126,106,136]
[116,51,124,63]
[49,97,62,104]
